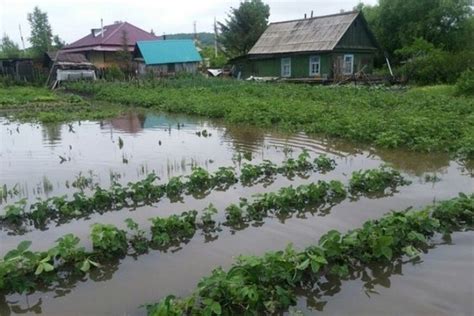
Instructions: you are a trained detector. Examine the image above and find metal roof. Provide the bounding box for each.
[248,11,360,55]
[135,40,202,65]
[63,22,158,52]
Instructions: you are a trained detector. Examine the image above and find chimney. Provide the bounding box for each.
[162,33,166,40]
[304,13,307,19]
[311,10,313,18]
[101,18,104,38]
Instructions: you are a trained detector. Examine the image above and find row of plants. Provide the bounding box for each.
[0,169,411,295]
[0,153,337,231]
[144,193,474,315]
[65,80,474,158]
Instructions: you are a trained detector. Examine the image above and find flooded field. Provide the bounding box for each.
[1,110,473,315]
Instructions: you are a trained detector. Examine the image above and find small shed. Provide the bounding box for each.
[133,40,202,76]
[44,51,96,87]
[0,58,35,81]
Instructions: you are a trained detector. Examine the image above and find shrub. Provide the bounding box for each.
[455,69,474,96]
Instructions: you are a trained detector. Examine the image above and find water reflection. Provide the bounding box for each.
[41,123,62,145]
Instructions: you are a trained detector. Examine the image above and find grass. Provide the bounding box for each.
[66,79,474,158]
[0,86,58,106]
[0,85,125,122]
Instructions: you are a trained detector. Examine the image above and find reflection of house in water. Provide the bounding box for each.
[102,112,147,134]
[223,125,265,153]
[42,123,63,145]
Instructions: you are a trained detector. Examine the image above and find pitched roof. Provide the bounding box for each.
[46,51,90,63]
[135,40,202,65]
[248,11,362,55]
[63,22,158,52]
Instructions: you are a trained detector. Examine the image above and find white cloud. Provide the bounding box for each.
[0,0,377,47]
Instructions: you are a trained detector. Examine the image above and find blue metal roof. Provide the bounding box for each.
[135,40,202,65]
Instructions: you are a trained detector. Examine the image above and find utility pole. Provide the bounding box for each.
[193,21,197,42]
[18,24,26,51]
[214,17,218,58]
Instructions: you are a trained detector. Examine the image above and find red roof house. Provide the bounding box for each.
[61,21,158,68]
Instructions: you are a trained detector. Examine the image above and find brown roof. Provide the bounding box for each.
[62,21,158,53]
[46,51,90,63]
[248,11,360,55]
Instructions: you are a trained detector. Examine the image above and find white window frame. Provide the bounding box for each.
[281,57,291,77]
[343,54,354,75]
[309,55,320,76]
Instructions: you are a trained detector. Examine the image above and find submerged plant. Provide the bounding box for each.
[91,223,128,257]
[349,165,411,194]
[144,193,474,315]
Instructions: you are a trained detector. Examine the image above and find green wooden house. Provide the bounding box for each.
[232,11,379,80]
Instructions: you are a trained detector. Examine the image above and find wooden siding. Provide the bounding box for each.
[138,62,199,76]
[240,52,373,79]
[335,16,377,50]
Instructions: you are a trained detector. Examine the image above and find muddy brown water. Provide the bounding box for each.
[0,111,473,315]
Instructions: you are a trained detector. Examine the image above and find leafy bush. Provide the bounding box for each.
[455,69,474,96]
[396,38,474,85]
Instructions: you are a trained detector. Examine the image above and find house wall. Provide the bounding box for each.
[335,16,377,50]
[85,51,125,68]
[138,62,199,76]
[242,52,373,79]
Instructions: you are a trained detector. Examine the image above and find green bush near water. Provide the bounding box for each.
[66,80,474,158]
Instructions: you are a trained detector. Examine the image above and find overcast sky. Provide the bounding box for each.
[1,0,377,47]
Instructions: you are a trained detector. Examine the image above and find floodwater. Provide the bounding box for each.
[0,111,472,315]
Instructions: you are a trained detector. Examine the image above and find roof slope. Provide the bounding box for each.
[46,51,90,63]
[135,40,202,65]
[64,22,158,51]
[249,11,362,55]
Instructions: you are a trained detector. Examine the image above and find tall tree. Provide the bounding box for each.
[0,34,21,58]
[358,0,473,56]
[27,6,53,56]
[218,0,270,57]
[53,35,65,49]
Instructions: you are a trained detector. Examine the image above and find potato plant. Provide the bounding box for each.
[0,155,339,232]
[0,171,415,295]
[144,193,473,315]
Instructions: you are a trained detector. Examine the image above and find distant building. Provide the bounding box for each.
[44,51,96,86]
[133,40,202,76]
[231,11,379,80]
[0,57,35,81]
[61,21,158,69]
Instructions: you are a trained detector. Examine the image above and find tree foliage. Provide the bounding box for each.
[218,0,270,57]
[358,0,473,56]
[27,6,53,57]
[0,34,21,58]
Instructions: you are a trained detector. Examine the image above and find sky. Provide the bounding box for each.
[0,0,377,47]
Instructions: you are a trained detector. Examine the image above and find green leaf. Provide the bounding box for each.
[296,259,310,270]
[35,264,44,275]
[80,259,91,272]
[402,245,421,257]
[310,261,321,273]
[17,240,32,252]
[381,247,393,260]
[211,302,222,315]
[43,262,54,272]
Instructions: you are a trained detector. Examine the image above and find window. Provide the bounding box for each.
[281,58,291,77]
[343,54,354,75]
[309,55,320,76]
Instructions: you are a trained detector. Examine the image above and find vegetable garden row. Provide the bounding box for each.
[145,193,473,315]
[0,156,411,295]
[1,152,338,232]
